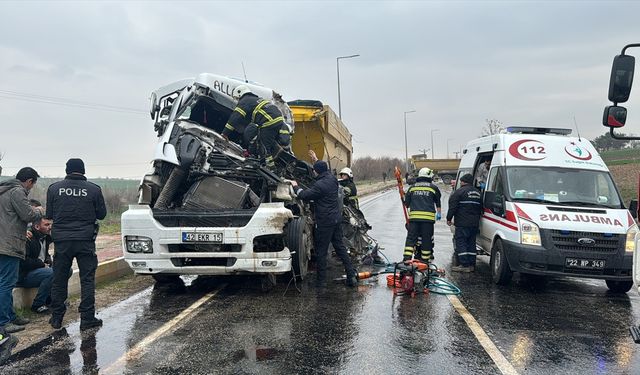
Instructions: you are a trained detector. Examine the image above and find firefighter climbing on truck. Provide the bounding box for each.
[222,84,289,170]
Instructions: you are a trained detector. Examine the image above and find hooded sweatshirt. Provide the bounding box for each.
[0,179,42,259]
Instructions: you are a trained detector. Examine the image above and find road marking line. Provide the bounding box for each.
[447,294,519,375]
[102,284,226,374]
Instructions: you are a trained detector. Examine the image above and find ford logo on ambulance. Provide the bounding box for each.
[577,238,596,246]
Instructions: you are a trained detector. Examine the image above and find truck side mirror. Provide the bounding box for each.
[630,199,638,220]
[608,54,635,103]
[602,105,627,128]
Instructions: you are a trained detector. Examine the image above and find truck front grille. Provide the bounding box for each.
[170,257,237,267]
[547,230,622,253]
[153,208,255,228]
[168,244,242,253]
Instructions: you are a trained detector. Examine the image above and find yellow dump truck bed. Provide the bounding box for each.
[289,101,353,172]
[411,158,461,172]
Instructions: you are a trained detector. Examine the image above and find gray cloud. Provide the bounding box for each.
[1,0,640,177]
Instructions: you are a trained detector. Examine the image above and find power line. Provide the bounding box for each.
[0,89,148,115]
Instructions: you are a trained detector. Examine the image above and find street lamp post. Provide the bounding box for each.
[430,129,440,159]
[336,54,360,119]
[404,110,416,172]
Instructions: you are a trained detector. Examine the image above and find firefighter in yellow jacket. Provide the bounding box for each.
[403,168,442,262]
[222,85,289,169]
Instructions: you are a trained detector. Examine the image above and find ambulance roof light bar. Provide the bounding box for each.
[506,127,572,136]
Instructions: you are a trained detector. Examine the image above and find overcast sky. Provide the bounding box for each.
[1,0,640,178]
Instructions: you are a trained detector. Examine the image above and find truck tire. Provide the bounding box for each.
[286,217,310,280]
[152,274,182,284]
[490,238,512,285]
[605,279,633,293]
[441,175,452,185]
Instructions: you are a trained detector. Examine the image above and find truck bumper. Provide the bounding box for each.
[502,240,633,281]
[121,204,294,276]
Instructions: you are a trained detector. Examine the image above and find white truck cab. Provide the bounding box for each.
[456,127,636,292]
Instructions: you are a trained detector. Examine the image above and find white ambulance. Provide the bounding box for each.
[455,127,636,292]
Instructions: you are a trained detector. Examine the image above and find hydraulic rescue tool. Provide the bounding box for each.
[394,166,409,225]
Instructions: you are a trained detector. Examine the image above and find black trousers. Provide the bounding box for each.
[259,123,283,168]
[314,222,356,284]
[50,241,98,319]
[403,221,435,261]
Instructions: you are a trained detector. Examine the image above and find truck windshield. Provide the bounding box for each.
[505,167,623,208]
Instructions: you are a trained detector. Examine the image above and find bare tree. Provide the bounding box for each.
[0,151,4,176]
[482,119,505,136]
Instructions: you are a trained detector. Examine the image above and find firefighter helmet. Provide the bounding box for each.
[339,167,353,178]
[232,85,252,100]
[418,167,434,179]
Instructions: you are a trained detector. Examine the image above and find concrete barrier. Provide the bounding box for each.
[12,257,132,310]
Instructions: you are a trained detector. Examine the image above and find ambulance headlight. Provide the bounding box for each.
[626,224,638,253]
[520,219,541,246]
[126,236,153,253]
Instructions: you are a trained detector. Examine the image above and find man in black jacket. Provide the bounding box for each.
[222,85,286,170]
[18,217,54,313]
[46,158,107,330]
[291,160,357,288]
[447,174,482,272]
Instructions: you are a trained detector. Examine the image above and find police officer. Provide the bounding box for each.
[447,174,482,272]
[338,167,359,209]
[403,168,442,262]
[290,160,358,288]
[47,158,106,330]
[222,85,288,170]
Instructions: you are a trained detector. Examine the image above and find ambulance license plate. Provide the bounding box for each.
[182,232,223,243]
[565,258,605,269]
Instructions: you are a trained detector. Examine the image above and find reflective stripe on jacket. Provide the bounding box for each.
[404,180,441,222]
[222,93,285,137]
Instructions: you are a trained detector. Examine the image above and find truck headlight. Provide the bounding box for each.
[520,219,541,246]
[626,224,638,253]
[126,236,153,253]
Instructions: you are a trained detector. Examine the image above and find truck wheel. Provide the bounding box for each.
[605,280,633,293]
[490,238,512,285]
[152,274,182,284]
[441,175,452,185]
[286,217,310,280]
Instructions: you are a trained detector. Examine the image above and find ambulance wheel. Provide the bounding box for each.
[286,217,310,280]
[605,280,633,293]
[490,239,512,285]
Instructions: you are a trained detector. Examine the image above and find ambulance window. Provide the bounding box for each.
[455,169,472,190]
[486,167,502,194]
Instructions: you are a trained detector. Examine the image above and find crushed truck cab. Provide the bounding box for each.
[455,127,636,293]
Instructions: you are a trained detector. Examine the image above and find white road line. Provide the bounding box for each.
[102,285,226,374]
[447,294,520,375]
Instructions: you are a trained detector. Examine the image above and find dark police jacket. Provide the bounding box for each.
[405,179,441,222]
[295,172,341,227]
[19,228,52,279]
[222,93,284,137]
[447,184,482,227]
[46,174,107,242]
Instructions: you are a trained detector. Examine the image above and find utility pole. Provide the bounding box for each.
[336,54,360,119]
[430,129,440,159]
[404,110,416,172]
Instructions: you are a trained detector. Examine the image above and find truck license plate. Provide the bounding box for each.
[565,258,605,270]
[182,232,223,243]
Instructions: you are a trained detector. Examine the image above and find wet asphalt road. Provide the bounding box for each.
[4,188,640,374]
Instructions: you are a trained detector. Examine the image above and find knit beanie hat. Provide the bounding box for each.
[65,158,85,175]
